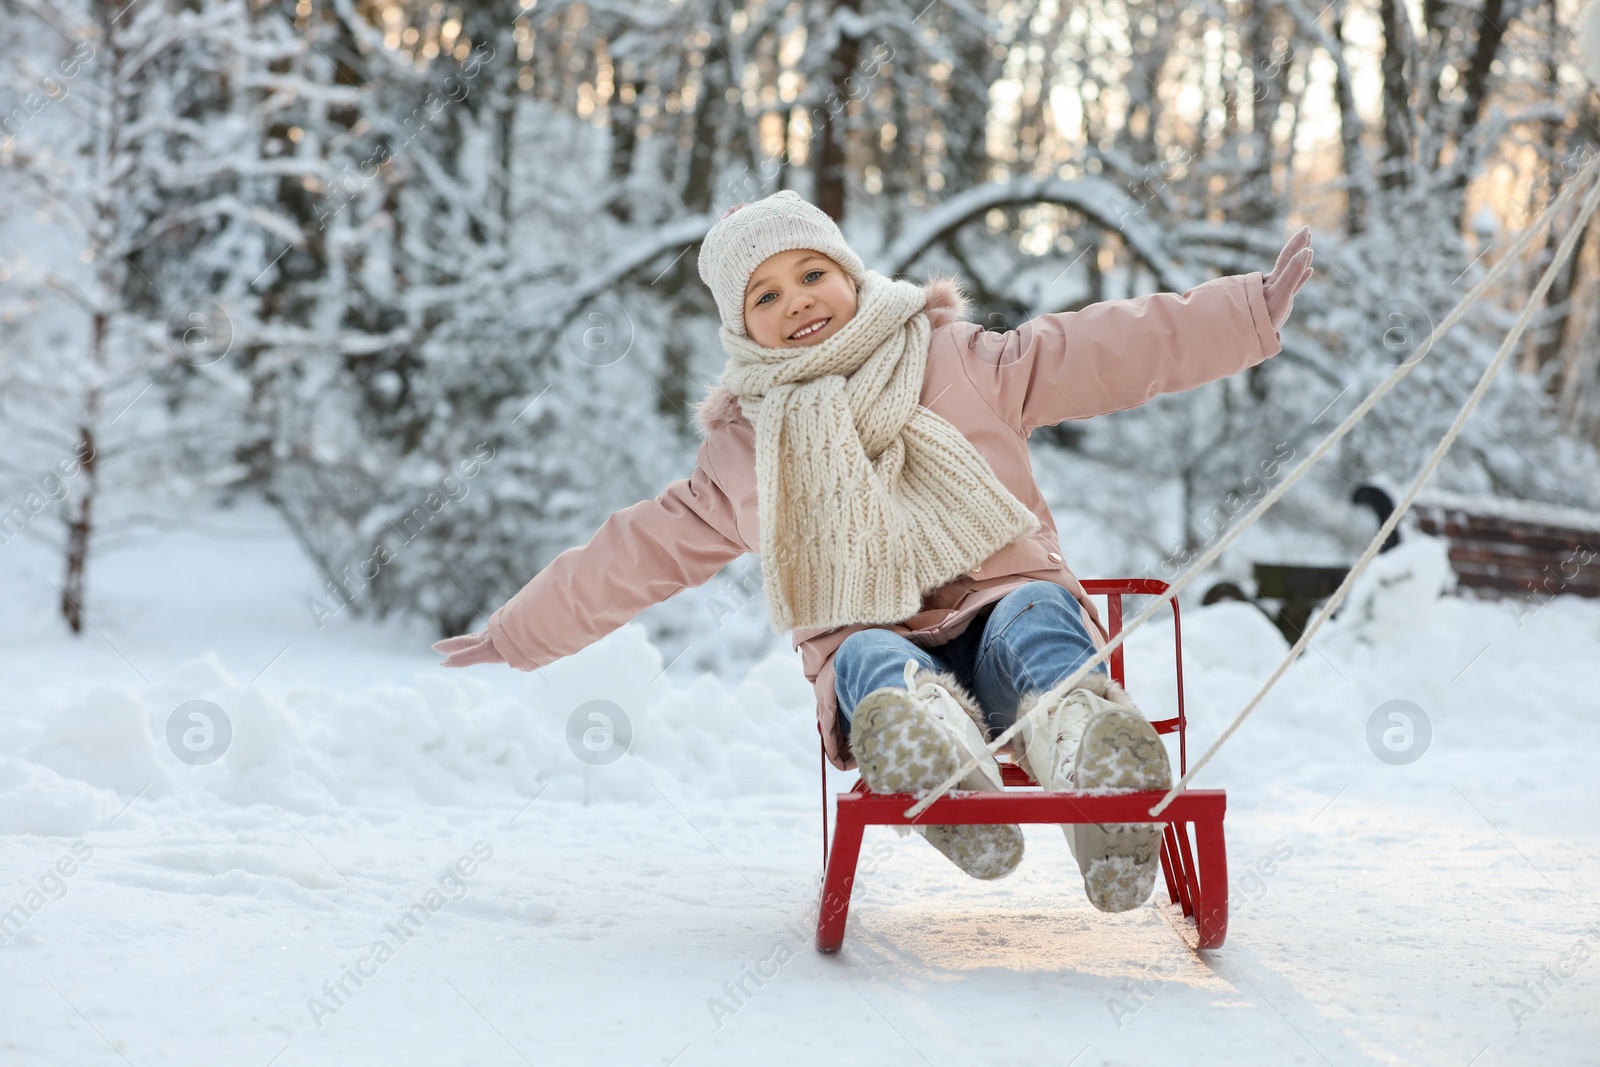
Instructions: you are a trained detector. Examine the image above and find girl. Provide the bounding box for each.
[434,190,1313,912]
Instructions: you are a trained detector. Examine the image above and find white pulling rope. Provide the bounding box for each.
[902,150,1600,822]
[1149,164,1600,816]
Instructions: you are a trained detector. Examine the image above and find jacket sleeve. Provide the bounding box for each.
[486,437,749,671]
[960,272,1281,436]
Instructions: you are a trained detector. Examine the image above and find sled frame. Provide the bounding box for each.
[816,578,1228,953]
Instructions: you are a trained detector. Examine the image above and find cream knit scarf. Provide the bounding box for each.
[718,268,1040,632]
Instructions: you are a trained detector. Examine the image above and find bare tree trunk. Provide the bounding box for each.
[1456,0,1506,147]
[683,0,729,213]
[494,96,515,224]
[879,67,910,235]
[62,343,102,635]
[811,0,860,221]
[947,16,1001,191]
[1243,2,1283,225]
[607,59,641,220]
[1532,1,1582,372]
[1181,462,1199,554]
[61,0,129,634]
[1378,0,1413,189]
[1331,4,1368,233]
[1555,224,1600,436]
[1531,232,1587,375]
[1448,0,1507,222]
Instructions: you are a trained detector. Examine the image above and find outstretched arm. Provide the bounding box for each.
[959,229,1314,436]
[434,436,749,671]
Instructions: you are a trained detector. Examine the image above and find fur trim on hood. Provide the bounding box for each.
[691,383,747,439]
[692,272,972,438]
[921,271,972,331]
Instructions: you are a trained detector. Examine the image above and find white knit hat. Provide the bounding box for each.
[697,190,868,338]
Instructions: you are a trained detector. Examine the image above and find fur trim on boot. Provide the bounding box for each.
[1014,669,1135,729]
[908,666,990,740]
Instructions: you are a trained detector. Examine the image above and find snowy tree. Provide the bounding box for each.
[0,0,299,632]
[7,0,1596,644]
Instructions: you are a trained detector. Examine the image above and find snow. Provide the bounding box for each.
[2,503,1598,1066]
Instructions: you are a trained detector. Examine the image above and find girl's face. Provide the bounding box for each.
[742,248,858,348]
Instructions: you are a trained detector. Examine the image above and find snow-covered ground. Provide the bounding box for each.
[2,501,1597,1066]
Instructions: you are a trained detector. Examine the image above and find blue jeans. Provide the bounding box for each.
[834,580,1106,740]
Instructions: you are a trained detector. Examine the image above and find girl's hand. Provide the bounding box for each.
[432,630,507,667]
[1263,226,1315,331]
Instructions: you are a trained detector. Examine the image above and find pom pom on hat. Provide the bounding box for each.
[698,190,868,337]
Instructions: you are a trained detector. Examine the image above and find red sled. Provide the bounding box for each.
[814,578,1227,953]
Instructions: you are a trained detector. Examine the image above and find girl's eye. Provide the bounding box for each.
[752,268,825,307]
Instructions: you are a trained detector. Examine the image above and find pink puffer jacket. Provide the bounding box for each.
[487,272,1282,770]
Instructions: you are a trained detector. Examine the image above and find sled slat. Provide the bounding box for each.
[1176,816,1201,904]
[1161,823,1191,917]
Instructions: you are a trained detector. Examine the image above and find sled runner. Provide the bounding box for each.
[815,578,1228,953]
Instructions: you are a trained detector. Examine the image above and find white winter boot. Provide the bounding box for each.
[1012,671,1172,912]
[849,658,1024,880]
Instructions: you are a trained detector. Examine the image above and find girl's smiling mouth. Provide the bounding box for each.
[789,317,831,340]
